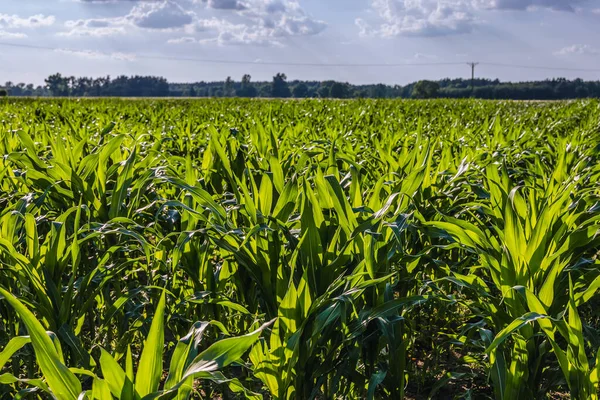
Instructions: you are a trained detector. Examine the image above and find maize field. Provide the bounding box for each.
[0,98,599,399]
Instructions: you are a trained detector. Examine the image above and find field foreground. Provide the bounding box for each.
[0,98,599,399]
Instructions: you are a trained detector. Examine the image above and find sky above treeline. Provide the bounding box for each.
[1,0,600,85]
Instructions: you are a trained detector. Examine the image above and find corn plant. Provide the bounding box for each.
[0,98,599,399]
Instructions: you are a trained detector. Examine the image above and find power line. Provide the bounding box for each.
[0,42,57,51]
[480,62,600,73]
[2,41,600,72]
[137,54,464,67]
[0,41,462,68]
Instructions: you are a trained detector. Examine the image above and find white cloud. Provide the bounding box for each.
[76,0,146,2]
[554,44,599,56]
[355,17,371,36]
[228,0,325,43]
[0,30,28,39]
[188,18,277,45]
[271,14,325,37]
[127,0,195,29]
[55,48,136,61]
[359,0,593,38]
[62,0,324,45]
[202,0,248,10]
[474,0,585,12]
[358,0,476,38]
[61,19,127,37]
[414,52,437,59]
[180,0,325,45]
[167,36,197,43]
[0,14,55,29]
[62,1,195,36]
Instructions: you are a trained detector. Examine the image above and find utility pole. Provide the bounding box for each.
[467,62,479,96]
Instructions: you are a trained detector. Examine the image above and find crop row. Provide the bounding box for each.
[0,98,599,399]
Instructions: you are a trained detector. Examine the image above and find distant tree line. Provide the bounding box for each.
[2,73,600,100]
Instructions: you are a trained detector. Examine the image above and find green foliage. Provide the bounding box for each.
[8,73,600,99]
[271,73,291,98]
[0,98,599,399]
[412,80,440,98]
[329,82,349,98]
[291,83,308,98]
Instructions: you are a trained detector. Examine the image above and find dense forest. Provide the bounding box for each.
[1,72,600,99]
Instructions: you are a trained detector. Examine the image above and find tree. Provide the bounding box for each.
[13,83,26,96]
[209,87,223,97]
[292,83,309,98]
[237,74,257,97]
[330,82,349,99]
[271,73,291,98]
[370,84,388,98]
[412,80,440,99]
[0,89,7,97]
[306,88,318,98]
[259,85,271,98]
[224,77,234,97]
[317,85,330,98]
[73,77,92,96]
[91,76,109,96]
[45,73,69,96]
[67,76,77,95]
[15,74,600,100]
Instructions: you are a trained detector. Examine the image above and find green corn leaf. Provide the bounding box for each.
[181,319,275,379]
[0,287,82,399]
[0,336,31,370]
[92,377,114,400]
[0,373,51,394]
[99,348,127,398]
[366,370,387,400]
[135,290,167,396]
[164,321,210,395]
[486,312,548,355]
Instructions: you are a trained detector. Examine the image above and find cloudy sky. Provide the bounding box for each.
[1,0,600,85]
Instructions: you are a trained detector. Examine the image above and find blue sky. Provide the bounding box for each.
[1,0,600,85]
